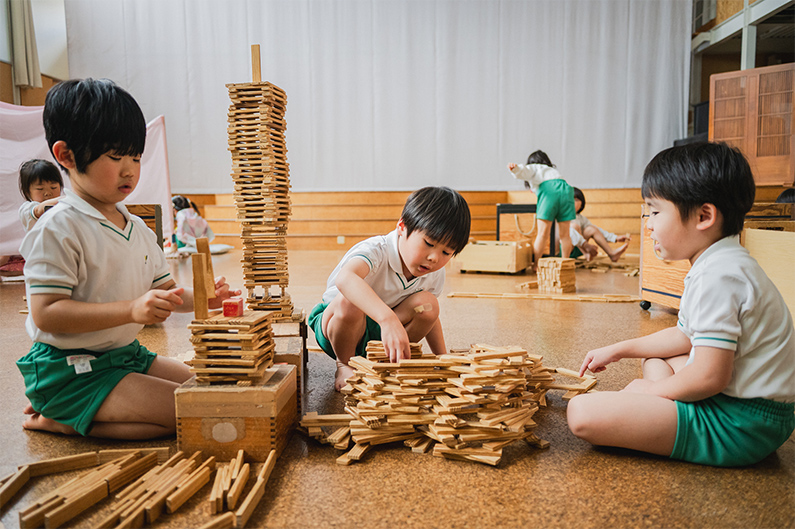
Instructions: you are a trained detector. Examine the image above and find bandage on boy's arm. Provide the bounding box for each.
[336,259,410,361]
[640,346,734,402]
[29,288,185,333]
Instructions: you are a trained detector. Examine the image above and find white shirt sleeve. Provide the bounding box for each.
[18,201,40,232]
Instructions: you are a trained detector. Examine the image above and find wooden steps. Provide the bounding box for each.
[190,186,786,253]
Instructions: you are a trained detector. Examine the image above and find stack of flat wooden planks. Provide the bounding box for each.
[227,78,293,317]
[187,310,276,385]
[537,257,577,293]
[301,342,596,466]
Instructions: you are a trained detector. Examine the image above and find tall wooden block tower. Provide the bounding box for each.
[226,45,293,317]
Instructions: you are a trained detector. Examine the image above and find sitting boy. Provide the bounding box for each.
[308,187,471,390]
[567,142,795,467]
[17,78,240,439]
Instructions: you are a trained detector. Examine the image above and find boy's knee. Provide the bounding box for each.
[566,395,596,440]
[410,292,439,320]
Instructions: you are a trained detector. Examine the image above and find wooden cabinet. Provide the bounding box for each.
[709,63,794,186]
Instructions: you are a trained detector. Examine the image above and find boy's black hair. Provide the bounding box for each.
[641,142,755,237]
[526,150,555,167]
[18,159,63,201]
[573,187,586,214]
[400,186,471,255]
[43,78,146,173]
[775,188,795,204]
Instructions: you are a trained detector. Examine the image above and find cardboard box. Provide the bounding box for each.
[175,364,297,462]
[456,240,532,274]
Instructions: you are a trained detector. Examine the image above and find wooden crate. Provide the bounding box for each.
[455,240,532,274]
[743,226,795,319]
[640,203,794,309]
[175,364,297,462]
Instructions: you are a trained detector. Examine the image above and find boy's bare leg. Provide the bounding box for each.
[533,219,553,272]
[393,292,439,343]
[20,356,192,438]
[583,225,628,262]
[22,404,78,435]
[322,295,367,391]
[558,220,573,260]
[567,391,678,456]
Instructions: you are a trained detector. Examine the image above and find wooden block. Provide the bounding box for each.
[43,479,108,529]
[235,450,276,528]
[99,448,171,465]
[193,253,210,320]
[0,465,30,509]
[251,44,261,83]
[25,452,100,477]
[166,466,211,513]
[176,365,297,462]
[223,298,245,317]
[226,463,249,510]
[199,511,237,529]
[196,237,216,298]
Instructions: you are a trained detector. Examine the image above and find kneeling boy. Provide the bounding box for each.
[309,187,471,390]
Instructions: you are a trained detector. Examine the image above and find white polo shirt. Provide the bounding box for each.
[678,236,795,402]
[18,201,41,232]
[20,189,172,352]
[321,229,445,309]
[510,164,563,194]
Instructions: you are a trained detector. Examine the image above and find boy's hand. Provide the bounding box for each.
[380,317,412,363]
[579,344,622,376]
[208,276,242,309]
[131,287,184,324]
[507,163,517,171]
[616,233,631,242]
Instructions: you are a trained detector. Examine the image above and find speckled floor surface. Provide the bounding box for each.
[1,249,792,529]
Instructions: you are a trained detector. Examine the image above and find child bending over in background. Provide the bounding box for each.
[508,150,575,270]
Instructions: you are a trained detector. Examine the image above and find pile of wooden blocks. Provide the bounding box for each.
[537,257,576,293]
[227,48,293,318]
[187,310,275,385]
[301,342,597,466]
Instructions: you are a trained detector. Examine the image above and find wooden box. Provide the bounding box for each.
[456,240,532,274]
[175,364,297,462]
[743,226,795,320]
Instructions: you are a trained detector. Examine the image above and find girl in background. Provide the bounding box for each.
[172,195,214,249]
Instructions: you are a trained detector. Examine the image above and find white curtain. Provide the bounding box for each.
[9,0,43,88]
[64,0,691,193]
[0,102,174,255]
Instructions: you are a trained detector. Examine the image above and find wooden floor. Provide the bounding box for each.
[0,249,792,529]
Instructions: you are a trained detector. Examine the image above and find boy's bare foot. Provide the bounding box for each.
[23,404,77,435]
[608,242,629,262]
[334,361,355,392]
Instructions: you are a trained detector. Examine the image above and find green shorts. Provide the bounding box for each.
[536,179,575,222]
[671,392,795,467]
[17,340,157,436]
[308,301,382,360]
